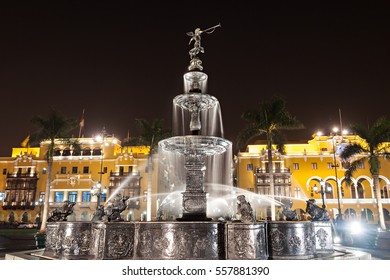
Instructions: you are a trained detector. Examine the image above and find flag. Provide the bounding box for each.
[80,109,85,128]
[79,109,85,138]
[21,135,30,148]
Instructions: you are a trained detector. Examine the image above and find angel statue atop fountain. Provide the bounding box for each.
[187,23,221,59]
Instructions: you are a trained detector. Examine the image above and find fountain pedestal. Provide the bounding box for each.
[177,152,211,221]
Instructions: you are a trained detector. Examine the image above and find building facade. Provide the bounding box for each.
[0,137,156,223]
[237,134,390,224]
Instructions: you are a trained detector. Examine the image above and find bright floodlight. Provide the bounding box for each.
[316,131,323,136]
[332,127,339,133]
[342,129,349,135]
[349,221,362,235]
[333,236,341,244]
[95,135,103,142]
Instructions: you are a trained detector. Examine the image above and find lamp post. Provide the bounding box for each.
[331,127,343,220]
[34,198,44,227]
[93,127,108,209]
[313,180,332,209]
[91,183,107,209]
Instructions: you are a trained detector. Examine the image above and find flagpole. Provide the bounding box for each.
[79,109,85,138]
[339,108,343,134]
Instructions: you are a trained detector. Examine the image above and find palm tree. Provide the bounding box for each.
[30,109,78,230]
[340,117,390,231]
[123,118,171,220]
[237,96,304,221]
[132,118,172,149]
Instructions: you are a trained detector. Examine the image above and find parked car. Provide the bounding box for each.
[16,223,38,229]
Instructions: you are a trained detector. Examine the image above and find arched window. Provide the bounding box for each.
[382,186,389,199]
[22,212,28,222]
[62,148,71,156]
[344,208,356,221]
[72,147,81,156]
[325,183,334,199]
[357,183,365,199]
[54,148,61,156]
[8,212,15,223]
[92,148,102,155]
[83,147,91,156]
[361,208,374,222]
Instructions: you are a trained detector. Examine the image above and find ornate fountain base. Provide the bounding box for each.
[312,221,334,254]
[44,221,273,260]
[226,222,268,260]
[43,221,338,260]
[44,221,225,260]
[134,222,224,259]
[268,221,316,260]
[44,222,92,259]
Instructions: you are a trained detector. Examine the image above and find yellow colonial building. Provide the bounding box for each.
[2,133,390,225]
[0,137,157,223]
[236,134,390,224]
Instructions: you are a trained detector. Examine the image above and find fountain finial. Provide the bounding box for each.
[186,23,221,71]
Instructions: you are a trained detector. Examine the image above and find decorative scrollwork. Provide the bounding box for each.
[270,229,285,252]
[315,228,328,249]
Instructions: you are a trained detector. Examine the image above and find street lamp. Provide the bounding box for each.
[331,127,343,220]
[34,198,44,227]
[93,127,108,209]
[91,183,107,209]
[313,180,332,209]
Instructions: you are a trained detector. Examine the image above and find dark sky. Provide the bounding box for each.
[0,1,389,156]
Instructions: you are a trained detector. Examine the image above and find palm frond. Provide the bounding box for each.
[236,125,265,150]
[133,118,171,150]
[344,159,363,185]
[237,96,302,152]
[340,143,366,160]
[30,109,78,146]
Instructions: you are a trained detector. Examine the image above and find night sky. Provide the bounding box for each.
[0,1,389,156]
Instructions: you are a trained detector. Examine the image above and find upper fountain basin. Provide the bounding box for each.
[159,135,232,156]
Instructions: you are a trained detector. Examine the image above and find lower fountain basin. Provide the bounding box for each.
[44,221,226,260]
[268,221,316,260]
[43,220,338,260]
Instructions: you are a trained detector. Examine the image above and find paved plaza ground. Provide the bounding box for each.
[0,229,37,259]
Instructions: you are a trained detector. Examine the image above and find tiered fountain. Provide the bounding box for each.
[41,25,335,260]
